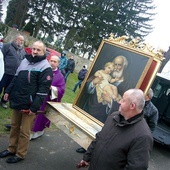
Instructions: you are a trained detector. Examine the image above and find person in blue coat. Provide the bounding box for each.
[59,50,68,76]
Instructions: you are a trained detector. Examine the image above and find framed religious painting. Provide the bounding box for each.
[73,34,164,125]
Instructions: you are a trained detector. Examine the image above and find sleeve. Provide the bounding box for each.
[83,132,99,162]
[1,43,10,57]
[148,109,159,133]
[124,135,153,170]
[87,81,96,94]
[64,58,68,68]
[5,78,15,95]
[30,67,53,113]
[5,60,23,94]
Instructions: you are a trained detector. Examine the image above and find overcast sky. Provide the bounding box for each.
[145,0,170,51]
[2,0,169,51]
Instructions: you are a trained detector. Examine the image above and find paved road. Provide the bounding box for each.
[149,142,170,170]
[0,129,88,170]
[0,128,170,170]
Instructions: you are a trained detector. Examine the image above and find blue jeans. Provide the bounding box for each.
[64,70,71,82]
[73,80,83,92]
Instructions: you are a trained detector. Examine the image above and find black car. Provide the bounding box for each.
[151,73,170,146]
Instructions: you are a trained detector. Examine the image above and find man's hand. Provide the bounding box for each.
[76,160,89,169]
[3,93,9,101]
[29,110,36,115]
[93,76,103,86]
[21,109,36,115]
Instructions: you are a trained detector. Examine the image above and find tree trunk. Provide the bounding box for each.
[33,0,48,38]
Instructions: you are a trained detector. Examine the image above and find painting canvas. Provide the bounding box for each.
[73,39,161,124]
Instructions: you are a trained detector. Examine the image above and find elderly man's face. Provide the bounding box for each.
[15,36,24,47]
[32,42,45,57]
[113,57,124,72]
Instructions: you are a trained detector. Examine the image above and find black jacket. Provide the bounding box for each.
[66,58,75,73]
[83,112,153,170]
[5,54,53,113]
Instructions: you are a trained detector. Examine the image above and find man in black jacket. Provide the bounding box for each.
[72,65,88,92]
[64,55,75,82]
[77,89,153,170]
[0,34,25,109]
[0,41,53,163]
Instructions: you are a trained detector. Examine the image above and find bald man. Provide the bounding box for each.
[0,41,53,163]
[78,89,153,170]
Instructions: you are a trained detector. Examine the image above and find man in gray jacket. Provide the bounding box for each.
[143,88,159,133]
[0,34,25,109]
[77,89,153,170]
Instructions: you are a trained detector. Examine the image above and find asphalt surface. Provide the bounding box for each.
[0,128,88,170]
[1,128,170,170]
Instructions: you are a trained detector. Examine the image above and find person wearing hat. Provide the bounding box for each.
[72,65,88,92]
[59,51,68,76]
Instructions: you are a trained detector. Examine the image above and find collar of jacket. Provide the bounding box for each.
[25,54,46,63]
[145,100,150,107]
[112,112,143,127]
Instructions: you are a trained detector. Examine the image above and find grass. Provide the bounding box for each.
[0,72,80,135]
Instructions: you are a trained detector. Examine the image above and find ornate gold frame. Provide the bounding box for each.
[73,34,164,125]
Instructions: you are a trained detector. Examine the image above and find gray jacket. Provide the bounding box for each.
[143,100,159,132]
[1,42,26,75]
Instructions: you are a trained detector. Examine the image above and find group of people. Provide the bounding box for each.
[0,33,159,170]
[58,50,88,92]
[0,35,66,163]
[58,51,76,82]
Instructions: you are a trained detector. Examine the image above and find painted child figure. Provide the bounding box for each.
[94,62,121,105]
